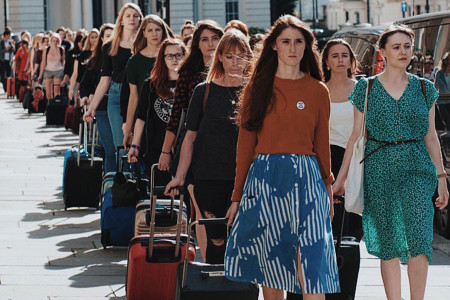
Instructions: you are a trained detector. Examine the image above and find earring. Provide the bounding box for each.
[327,65,330,70]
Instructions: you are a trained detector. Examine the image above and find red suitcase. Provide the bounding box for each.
[126,186,196,300]
[64,105,75,130]
[6,77,15,98]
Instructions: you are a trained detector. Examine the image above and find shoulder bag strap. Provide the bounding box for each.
[202,83,211,114]
[420,78,427,98]
[361,78,375,138]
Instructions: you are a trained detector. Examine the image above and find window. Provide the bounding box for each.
[225,0,239,22]
[355,12,360,24]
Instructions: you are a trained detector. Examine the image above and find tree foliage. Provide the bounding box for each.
[271,0,297,24]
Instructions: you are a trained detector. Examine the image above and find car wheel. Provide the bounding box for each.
[435,204,450,239]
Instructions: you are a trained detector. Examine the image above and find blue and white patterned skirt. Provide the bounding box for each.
[225,154,340,294]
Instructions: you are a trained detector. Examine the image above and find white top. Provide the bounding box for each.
[330,100,354,149]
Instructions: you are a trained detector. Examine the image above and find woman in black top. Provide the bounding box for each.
[165,31,253,263]
[79,24,115,173]
[122,14,174,149]
[84,3,143,164]
[61,33,85,88]
[128,39,187,186]
[69,29,99,101]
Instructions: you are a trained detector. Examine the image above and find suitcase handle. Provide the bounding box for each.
[181,218,230,288]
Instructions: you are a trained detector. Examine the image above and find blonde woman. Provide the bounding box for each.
[83,3,143,169]
[122,14,173,149]
[38,33,64,99]
[68,29,99,101]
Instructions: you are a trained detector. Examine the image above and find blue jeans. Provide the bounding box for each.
[96,110,116,173]
[107,81,124,147]
[107,81,130,171]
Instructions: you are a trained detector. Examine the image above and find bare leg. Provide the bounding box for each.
[262,286,283,300]
[53,77,62,96]
[188,184,207,261]
[44,78,53,99]
[407,254,428,300]
[298,249,325,300]
[380,258,401,300]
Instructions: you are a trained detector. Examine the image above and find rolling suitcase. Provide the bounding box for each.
[126,186,196,300]
[64,105,75,130]
[134,164,187,236]
[286,196,361,300]
[100,152,136,248]
[63,120,103,210]
[6,77,15,98]
[175,218,259,300]
[46,84,69,125]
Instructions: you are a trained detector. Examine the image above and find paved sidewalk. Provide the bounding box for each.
[0,94,449,299]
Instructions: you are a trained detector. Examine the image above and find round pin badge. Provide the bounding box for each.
[296,101,305,110]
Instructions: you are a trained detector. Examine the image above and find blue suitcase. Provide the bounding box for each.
[100,189,136,248]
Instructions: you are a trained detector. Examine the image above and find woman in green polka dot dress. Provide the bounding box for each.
[333,25,449,299]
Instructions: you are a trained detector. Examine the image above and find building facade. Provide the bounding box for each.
[0,0,271,35]
[327,0,450,30]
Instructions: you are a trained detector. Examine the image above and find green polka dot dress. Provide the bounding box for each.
[349,74,439,262]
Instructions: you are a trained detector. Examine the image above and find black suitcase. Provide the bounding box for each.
[46,84,69,125]
[63,121,103,210]
[175,219,259,300]
[286,196,360,300]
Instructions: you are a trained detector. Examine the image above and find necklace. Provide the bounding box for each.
[225,86,238,105]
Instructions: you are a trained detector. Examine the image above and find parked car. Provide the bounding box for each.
[331,11,450,239]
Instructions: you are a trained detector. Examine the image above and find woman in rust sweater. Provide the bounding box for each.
[224,16,339,300]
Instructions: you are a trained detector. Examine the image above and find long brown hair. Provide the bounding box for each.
[82,28,100,52]
[321,38,358,82]
[179,20,223,75]
[88,23,115,71]
[238,15,322,132]
[132,14,173,54]
[206,31,252,83]
[151,39,187,99]
[109,3,143,56]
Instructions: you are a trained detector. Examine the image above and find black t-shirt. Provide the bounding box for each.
[101,41,132,83]
[80,64,107,111]
[136,78,175,163]
[64,48,80,77]
[120,53,156,121]
[186,82,240,181]
[61,39,72,52]
[76,50,91,83]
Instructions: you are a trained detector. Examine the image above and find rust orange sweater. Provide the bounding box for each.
[232,75,334,202]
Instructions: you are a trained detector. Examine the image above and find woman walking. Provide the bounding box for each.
[79,23,115,172]
[127,38,187,185]
[165,31,252,263]
[122,14,173,149]
[333,25,449,299]
[83,3,143,165]
[38,32,64,99]
[68,29,99,101]
[321,39,363,239]
[224,15,339,299]
[158,20,223,260]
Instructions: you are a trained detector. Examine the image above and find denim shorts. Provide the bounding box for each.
[44,69,64,80]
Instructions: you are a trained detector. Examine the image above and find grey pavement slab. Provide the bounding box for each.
[1,94,450,300]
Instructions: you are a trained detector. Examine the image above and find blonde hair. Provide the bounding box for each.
[82,28,100,51]
[132,14,171,54]
[109,3,143,56]
[206,31,252,83]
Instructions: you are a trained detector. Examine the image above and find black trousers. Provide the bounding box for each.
[0,60,12,92]
[194,179,233,264]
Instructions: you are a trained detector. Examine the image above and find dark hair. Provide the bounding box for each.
[73,34,85,55]
[249,33,265,50]
[151,39,187,99]
[378,24,414,50]
[178,20,223,75]
[321,38,358,82]
[224,20,249,37]
[181,22,196,37]
[238,15,322,132]
[3,30,11,36]
[88,23,115,71]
